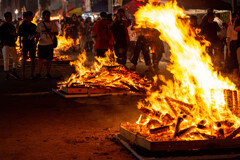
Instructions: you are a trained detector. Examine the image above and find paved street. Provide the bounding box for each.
[0,50,172,160]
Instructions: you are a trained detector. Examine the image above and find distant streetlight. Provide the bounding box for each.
[15,9,18,20]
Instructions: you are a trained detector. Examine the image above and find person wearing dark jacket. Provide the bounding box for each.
[111,8,131,66]
[0,12,19,80]
[18,11,37,79]
[201,12,221,67]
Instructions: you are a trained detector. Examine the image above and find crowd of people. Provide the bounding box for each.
[1,8,240,81]
[199,9,240,81]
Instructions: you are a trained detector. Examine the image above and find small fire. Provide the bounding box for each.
[55,34,77,52]
[122,1,240,141]
[58,50,150,94]
[32,10,40,25]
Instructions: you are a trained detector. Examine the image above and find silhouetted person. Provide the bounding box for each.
[111,8,131,66]
[18,11,37,79]
[0,12,19,80]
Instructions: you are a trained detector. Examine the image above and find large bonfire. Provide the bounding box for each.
[121,0,240,141]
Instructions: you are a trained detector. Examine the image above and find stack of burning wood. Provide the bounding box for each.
[121,89,240,142]
[58,50,151,95]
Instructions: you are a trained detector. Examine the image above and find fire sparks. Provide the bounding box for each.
[122,1,240,141]
[58,50,151,94]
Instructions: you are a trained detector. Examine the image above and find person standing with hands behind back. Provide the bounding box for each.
[111,8,131,66]
[36,10,58,79]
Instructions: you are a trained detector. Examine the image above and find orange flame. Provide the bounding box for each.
[59,50,150,93]
[122,0,240,141]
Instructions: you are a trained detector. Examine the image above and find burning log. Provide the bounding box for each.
[218,128,225,138]
[173,116,185,138]
[165,97,178,116]
[178,106,193,117]
[139,106,162,119]
[166,96,193,110]
[226,127,240,139]
[120,81,140,93]
[162,113,175,124]
[197,124,208,130]
[200,133,216,139]
[177,126,196,138]
[147,119,161,129]
[150,125,170,134]
[224,89,234,113]
[215,120,234,128]
[197,120,208,129]
[237,90,240,117]
[232,90,239,117]
[191,132,216,140]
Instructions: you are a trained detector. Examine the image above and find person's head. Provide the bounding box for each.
[117,8,125,19]
[4,12,12,23]
[107,14,113,22]
[207,12,215,23]
[25,11,34,22]
[42,10,51,22]
[100,12,107,19]
[77,15,82,22]
[23,12,27,20]
[85,17,91,23]
[206,8,213,14]
[72,14,77,21]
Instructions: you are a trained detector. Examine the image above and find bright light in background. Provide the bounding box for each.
[15,9,18,15]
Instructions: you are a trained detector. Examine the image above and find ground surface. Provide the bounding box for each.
[0,50,172,160]
[2,50,240,160]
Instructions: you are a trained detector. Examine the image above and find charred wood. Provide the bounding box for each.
[150,126,170,134]
[218,128,225,138]
[177,126,196,138]
[147,119,162,129]
[139,106,162,119]
[191,132,216,139]
[226,127,240,139]
[120,81,140,93]
[173,116,184,138]
[179,106,193,117]
[197,124,208,130]
[215,120,234,128]
[162,113,175,124]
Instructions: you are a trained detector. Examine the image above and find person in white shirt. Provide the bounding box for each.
[226,12,239,79]
[36,10,58,79]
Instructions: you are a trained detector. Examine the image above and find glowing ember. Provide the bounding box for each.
[58,50,150,94]
[122,1,240,141]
